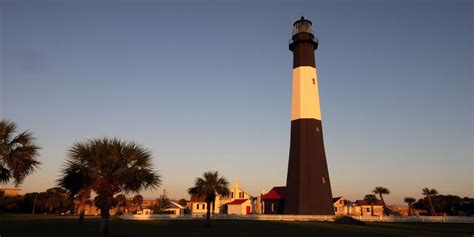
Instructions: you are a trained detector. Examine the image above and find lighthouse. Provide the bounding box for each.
[285,17,334,215]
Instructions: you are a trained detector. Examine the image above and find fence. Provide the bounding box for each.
[122,214,474,223]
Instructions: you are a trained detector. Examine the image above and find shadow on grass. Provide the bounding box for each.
[0,216,473,237]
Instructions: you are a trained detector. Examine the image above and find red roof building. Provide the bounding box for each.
[261,186,286,214]
[261,186,286,200]
[226,199,252,215]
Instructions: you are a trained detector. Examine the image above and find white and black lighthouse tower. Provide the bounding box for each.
[285,17,334,215]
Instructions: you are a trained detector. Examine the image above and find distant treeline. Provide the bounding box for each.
[1,188,474,216]
[0,188,73,214]
[412,195,474,216]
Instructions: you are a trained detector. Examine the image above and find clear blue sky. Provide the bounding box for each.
[1,0,472,204]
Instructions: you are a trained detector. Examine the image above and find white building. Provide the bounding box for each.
[227,199,252,215]
[189,180,253,214]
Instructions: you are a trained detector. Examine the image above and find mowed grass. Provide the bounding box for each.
[0,215,473,237]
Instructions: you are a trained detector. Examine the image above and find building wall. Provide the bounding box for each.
[262,199,284,214]
[333,198,349,216]
[164,207,183,215]
[227,200,251,215]
[354,205,384,216]
[388,205,409,216]
[190,202,208,214]
[255,196,263,214]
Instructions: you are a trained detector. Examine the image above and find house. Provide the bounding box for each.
[216,180,253,214]
[163,201,185,215]
[189,195,208,215]
[226,199,252,215]
[353,199,384,216]
[189,180,253,215]
[80,198,158,216]
[387,205,411,216]
[261,186,285,214]
[333,197,351,216]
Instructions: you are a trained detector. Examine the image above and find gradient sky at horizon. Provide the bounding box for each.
[0,0,472,204]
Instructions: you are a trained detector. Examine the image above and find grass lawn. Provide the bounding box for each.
[0,215,473,237]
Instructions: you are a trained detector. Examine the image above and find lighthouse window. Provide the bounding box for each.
[316,127,320,132]
[322,177,326,184]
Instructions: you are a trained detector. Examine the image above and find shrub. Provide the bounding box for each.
[334,216,365,225]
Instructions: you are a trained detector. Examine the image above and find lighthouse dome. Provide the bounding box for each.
[292,16,313,36]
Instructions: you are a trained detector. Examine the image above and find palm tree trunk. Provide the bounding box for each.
[100,207,110,237]
[407,204,411,216]
[78,194,87,224]
[31,193,38,214]
[427,196,436,216]
[380,194,387,215]
[206,201,211,227]
[211,200,215,215]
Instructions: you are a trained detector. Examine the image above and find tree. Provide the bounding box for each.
[43,187,72,214]
[373,186,390,215]
[178,198,188,207]
[56,144,94,224]
[58,138,161,237]
[133,195,144,212]
[422,187,438,216]
[0,119,41,186]
[188,171,229,227]
[115,194,127,215]
[404,197,416,216]
[158,189,171,210]
[364,194,378,216]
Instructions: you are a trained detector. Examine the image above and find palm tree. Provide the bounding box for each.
[133,194,144,212]
[115,194,127,215]
[58,138,161,237]
[57,166,91,223]
[404,197,416,216]
[0,119,41,186]
[422,187,438,216]
[364,194,378,216]
[188,171,229,227]
[373,186,390,215]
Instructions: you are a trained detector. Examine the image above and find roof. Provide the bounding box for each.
[227,199,248,205]
[355,200,384,206]
[164,201,185,209]
[189,195,206,202]
[332,197,342,203]
[261,186,286,200]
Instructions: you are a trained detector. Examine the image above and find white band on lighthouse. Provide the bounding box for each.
[291,66,322,121]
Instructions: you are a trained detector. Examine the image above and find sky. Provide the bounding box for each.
[0,0,472,205]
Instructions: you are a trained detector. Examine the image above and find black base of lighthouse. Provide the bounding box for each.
[284,118,334,215]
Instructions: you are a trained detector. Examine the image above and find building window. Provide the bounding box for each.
[339,200,343,204]
[366,208,370,212]
[334,207,338,212]
[312,78,315,84]
[196,204,199,210]
[271,203,275,212]
[203,204,206,209]
[231,192,233,198]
